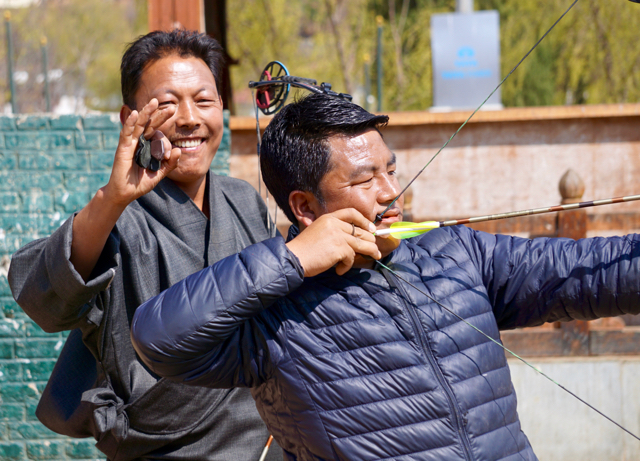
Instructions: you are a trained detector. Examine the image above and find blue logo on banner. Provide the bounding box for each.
[442,45,492,80]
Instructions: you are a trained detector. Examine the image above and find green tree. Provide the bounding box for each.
[0,0,147,113]
[226,0,640,112]
[479,0,640,107]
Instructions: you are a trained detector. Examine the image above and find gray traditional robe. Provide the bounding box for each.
[9,172,283,461]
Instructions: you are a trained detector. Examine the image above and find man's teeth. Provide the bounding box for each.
[174,139,202,148]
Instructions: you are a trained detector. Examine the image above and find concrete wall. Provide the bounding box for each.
[0,112,230,461]
[509,356,640,461]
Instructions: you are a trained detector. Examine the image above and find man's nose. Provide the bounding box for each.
[379,175,402,203]
[175,100,200,129]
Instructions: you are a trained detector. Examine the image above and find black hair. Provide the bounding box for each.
[260,93,389,224]
[120,29,224,109]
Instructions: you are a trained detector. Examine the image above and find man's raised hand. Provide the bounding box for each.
[69,100,180,281]
[105,99,181,209]
[286,208,382,277]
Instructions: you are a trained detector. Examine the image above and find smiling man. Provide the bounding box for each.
[131,93,640,461]
[9,30,281,460]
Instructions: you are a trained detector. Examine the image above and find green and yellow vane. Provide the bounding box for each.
[375,221,440,239]
[375,194,640,239]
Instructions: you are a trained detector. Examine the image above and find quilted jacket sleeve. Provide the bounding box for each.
[130,237,304,388]
[8,214,119,333]
[446,226,640,330]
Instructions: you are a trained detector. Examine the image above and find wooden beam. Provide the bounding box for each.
[501,328,640,357]
[148,0,204,32]
[590,329,640,355]
[386,103,640,126]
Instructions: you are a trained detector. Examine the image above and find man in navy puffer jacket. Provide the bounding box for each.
[131,94,640,461]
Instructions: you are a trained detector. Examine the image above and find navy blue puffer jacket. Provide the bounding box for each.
[131,226,640,461]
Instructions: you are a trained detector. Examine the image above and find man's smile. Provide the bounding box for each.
[172,138,205,150]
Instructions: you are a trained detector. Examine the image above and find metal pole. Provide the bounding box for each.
[363,53,371,112]
[41,37,50,112]
[4,11,17,114]
[456,0,474,13]
[376,15,383,112]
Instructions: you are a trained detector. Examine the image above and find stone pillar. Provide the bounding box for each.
[556,169,590,354]
[557,169,587,240]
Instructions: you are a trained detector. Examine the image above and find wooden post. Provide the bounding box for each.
[148,0,204,32]
[203,0,235,113]
[556,169,590,355]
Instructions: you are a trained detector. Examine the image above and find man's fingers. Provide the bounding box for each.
[144,105,176,139]
[131,99,159,141]
[349,237,381,260]
[119,110,139,142]
[350,225,376,243]
[332,208,376,234]
[161,147,181,172]
[335,252,356,276]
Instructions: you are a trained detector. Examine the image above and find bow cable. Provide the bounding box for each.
[376,0,580,223]
[374,259,640,442]
[252,89,277,236]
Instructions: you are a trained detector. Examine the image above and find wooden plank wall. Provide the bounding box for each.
[230,103,640,357]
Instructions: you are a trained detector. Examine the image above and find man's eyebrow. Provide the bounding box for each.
[157,86,215,97]
[348,163,377,180]
[348,152,397,180]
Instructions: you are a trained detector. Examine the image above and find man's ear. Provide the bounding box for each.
[289,190,322,229]
[119,105,133,125]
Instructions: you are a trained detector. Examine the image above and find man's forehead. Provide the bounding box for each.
[327,131,394,172]
[134,55,216,103]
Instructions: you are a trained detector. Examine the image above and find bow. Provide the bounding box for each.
[370,0,640,443]
[248,60,353,116]
[246,0,640,447]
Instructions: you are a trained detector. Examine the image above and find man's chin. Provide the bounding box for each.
[167,164,210,183]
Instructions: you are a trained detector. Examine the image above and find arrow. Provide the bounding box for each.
[375,194,640,239]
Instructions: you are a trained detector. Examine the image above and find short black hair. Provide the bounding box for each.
[260,93,389,224]
[120,29,224,109]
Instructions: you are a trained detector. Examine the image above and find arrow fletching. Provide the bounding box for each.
[375,221,440,239]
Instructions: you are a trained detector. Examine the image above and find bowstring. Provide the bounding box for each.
[374,1,640,439]
[374,259,640,442]
[376,0,580,223]
[252,89,277,237]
